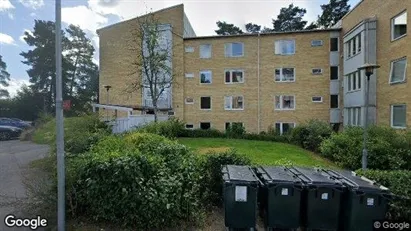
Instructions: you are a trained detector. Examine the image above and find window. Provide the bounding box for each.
[275,40,295,55]
[312,96,323,102]
[346,71,362,91]
[185,124,194,129]
[225,122,244,130]
[185,73,194,78]
[200,70,212,84]
[275,68,295,82]
[391,104,407,128]
[200,97,211,110]
[224,96,244,110]
[346,33,362,58]
[330,95,339,108]
[225,70,244,83]
[311,40,323,47]
[330,66,339,80]
[199,44,211,58]
[225,43,244,57]
[200,122,211,130]
[185,46,194,53]
[275,122,295,135]
[390,57,407,83]
[330,38,338,51]
[275,95,295,110]
[347,107,361,126]
[312,68,323,75]
[392,11,407,41]
[185,98,194,104]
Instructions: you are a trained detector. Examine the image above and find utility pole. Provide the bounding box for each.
[55,0,65,230]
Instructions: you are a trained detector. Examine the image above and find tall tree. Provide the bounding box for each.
[0,55,11,98]
[272,4,308,32]
[245,23,261,34]
[127,14,177,122]
[215,21,244,35]
[317,0,350,28]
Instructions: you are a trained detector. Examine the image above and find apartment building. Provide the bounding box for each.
[97,0,410,133]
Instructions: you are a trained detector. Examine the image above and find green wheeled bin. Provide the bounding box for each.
[289,167,345,231]
[324,169,391,231]
[222,165,259,231]
[256,166,304,231]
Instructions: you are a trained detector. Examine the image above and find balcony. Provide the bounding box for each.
[330,108,341,123]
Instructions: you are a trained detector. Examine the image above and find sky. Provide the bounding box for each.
[0,0,361,97]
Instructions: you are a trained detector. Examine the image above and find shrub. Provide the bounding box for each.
[356,170,411,220]
[198,149,252,206]
[291,119,333,152]
[225,123,246,138]
[320,126,411,170]
[136,118,185,138]
[68,133,204,229]
[242,133,290,143]
[180,128,225,138]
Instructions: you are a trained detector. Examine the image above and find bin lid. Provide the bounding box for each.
[290,167,342,186]
[222,165,258,182]
[325,170,389,192]
[258,166,301,184]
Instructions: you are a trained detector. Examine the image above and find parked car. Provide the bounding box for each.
[0,125,23,141]
[9,118,33,126]
[0,118,31,129]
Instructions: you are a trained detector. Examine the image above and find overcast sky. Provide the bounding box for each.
[0,0,360,97]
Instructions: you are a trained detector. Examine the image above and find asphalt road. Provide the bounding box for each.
[0,140,49,231]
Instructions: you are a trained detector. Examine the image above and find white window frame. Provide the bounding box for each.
[391,104,407,129]
[225,122,244,130]
[185,46,194,53]
[200,96,212,110]
[389,57,407,84]
[224,96,244,110]
[312,68,323,75]
[185,124,194,129]
[311,40,323,47]
[224,42,244,57]
[346,71,361,92]
[225,69,245,84]
[391,11,407,41]
[185,97,194,104]
[275,122,296,135]
[274,40,296,55]
[199,122,212,130]
[312,96,323,103]
[185,73,194,78]
[199,70,212,84]
[274,95,296,110]
[347,107,362,126]
[199,44,212,58]
[275,67,296,82]
[345,33,362,59]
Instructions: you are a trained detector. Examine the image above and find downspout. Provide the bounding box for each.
[257,33,261,133]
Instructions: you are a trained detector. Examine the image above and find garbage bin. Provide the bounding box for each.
[256,166,304,230]
[324,169,391,231]
[289,167,345,231]
[222,165,259,231]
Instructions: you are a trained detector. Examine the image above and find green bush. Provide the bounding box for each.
[356,170,411,220]
[242,133,290,143]
[198,149,252,206]
[180,128,225,138]
[68,133,204,229]
[291,119,333,152]
[136,118,185,138]
[225,123,246,138]
[320,126,411,170]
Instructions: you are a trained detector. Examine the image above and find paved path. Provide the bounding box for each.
[0,140,49,230]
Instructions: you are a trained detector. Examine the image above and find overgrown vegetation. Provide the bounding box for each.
[291,119,333,153]
[356,170,411,220]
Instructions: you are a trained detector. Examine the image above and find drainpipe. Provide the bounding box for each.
[257,33,261,133]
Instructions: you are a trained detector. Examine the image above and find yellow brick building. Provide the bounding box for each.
[97,0,410,133]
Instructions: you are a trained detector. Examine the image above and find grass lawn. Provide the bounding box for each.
[178,138,338,168]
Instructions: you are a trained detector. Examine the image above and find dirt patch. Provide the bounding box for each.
[197,147,231,155]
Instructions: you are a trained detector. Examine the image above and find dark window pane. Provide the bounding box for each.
[185,124,194,129]
[330,66,338,80]
[331,95,339,108]
[200,122,211,130]
[330,38,338,51]
[225,122,230,130]
[200,97,211,109]
[225,71,231,83]
[275,123,281,133]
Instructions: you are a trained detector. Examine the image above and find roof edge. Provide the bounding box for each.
[341,0,365,21]
[96,3,184,35]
